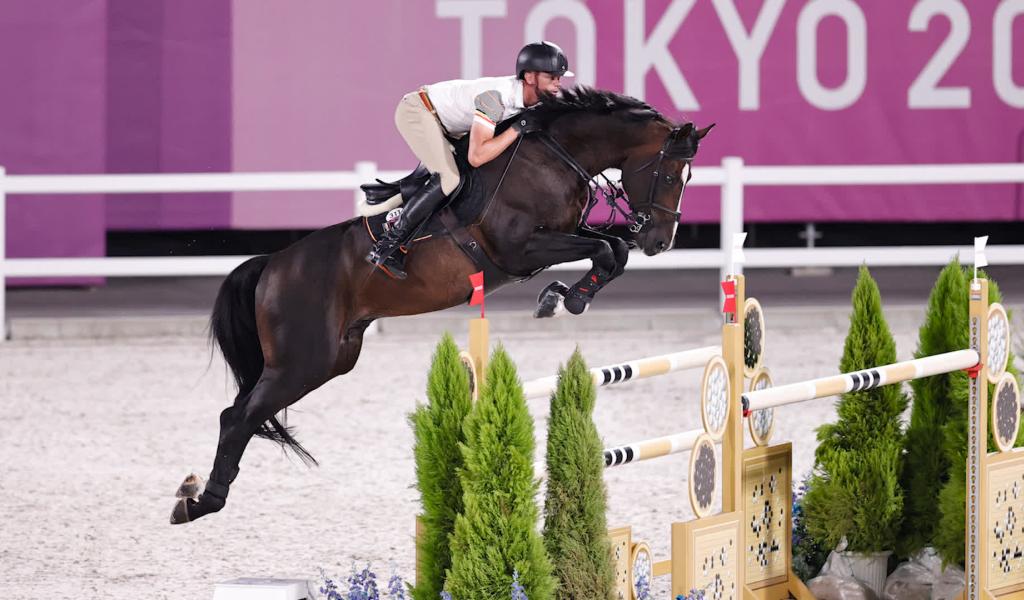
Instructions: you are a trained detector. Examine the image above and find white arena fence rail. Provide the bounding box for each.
[1,158,1023,338]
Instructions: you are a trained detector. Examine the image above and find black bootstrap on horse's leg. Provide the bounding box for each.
[524,229,620,316]
[199,468,236,508]
[558,228,632,314]
[564,267,614,315]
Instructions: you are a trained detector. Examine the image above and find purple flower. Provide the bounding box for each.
[387,573,406,599]
[511,569,529,600]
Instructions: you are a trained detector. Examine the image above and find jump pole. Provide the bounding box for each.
[522,346,721,400]
[741,349,980,411]
[464,322,718,403]
[604,428,705,468]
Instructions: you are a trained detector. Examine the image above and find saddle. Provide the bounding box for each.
[360,163,434,207]
[359,136,473,241]
[359,136,531,285]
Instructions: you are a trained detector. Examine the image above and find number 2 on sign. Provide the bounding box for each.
[908,0,1024,109]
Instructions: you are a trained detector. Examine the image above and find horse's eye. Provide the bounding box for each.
[664,175,675,184]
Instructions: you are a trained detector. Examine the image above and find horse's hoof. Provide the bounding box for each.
[175,473,204,499]
[534,281,569,318]
[170,498,193,524]
[564,292,591,316]
[536,280,569,304]
[535,293,564,318]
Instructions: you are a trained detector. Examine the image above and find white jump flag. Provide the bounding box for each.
[731,232,747,275]
[974,236,988,283]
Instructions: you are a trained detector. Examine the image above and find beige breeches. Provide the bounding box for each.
[395,93,461,195]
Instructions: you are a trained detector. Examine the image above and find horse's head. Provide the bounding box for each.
[526,87,713,255]
[619,121,714,256]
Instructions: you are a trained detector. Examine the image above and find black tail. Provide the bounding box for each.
[209,255,317,465]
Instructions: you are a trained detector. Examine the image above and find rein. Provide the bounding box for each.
[476,134,524,224]
[536,127,686,233]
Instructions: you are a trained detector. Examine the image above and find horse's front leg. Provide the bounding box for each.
[524,228,626,317]
[578,227,630,278]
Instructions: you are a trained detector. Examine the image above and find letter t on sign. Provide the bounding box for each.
[624,0,700,111]
[436,0,507,79]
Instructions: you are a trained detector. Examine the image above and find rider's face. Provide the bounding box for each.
[525,71,563,95]
[536,72,562,94]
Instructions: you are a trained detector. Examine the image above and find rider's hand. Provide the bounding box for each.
[512,112,544,135]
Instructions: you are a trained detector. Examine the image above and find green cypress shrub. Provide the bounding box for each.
[542,349,616,600]
[932,272,1020,566]
[445,346,555,600]
[802,265,907,552]
[802,442,904,552]
[409,334,473,600]
[899,259,970,557]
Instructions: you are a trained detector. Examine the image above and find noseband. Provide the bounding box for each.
[536,126,688,234]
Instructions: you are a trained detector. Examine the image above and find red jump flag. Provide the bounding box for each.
[468,271,485,318]
[721,279,737,314]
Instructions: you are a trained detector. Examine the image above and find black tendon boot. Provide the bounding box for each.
[564,268,612,315]
[366,173,446,279]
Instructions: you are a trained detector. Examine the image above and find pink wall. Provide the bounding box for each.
[232,0,1024,228]
[0,0,106,283]
[106,0,232,231]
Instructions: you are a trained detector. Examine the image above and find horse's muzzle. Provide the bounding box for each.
[643,239,670,256]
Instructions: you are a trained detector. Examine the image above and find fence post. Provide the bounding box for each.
[720,157,745,283]
[0,165,7,342]
[353,161,378,209]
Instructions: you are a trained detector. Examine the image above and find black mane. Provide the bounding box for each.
[532,86,672,125]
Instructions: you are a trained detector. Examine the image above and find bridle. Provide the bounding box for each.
[536,126,691,234]
[623,126,688,233]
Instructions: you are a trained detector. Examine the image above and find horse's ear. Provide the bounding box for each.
[695,123,715,139]
[679,122,694,136]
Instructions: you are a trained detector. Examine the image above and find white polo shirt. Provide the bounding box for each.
[424,76,525,136]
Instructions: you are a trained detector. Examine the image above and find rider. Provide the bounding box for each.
[366,41,573,279]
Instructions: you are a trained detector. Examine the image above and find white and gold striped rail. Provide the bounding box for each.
[523,346,720,400]
[742,349,980,412]
[604,428,709,467]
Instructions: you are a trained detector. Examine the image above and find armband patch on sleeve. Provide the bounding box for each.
[473,90,504,129]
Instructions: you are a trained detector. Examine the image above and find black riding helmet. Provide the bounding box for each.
[516,41,574,79]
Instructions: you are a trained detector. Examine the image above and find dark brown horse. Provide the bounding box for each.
[170,88,712,523]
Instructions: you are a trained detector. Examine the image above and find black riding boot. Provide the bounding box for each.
[366,173,446,279]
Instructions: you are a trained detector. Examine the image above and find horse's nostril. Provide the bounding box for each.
[656,241,668,252]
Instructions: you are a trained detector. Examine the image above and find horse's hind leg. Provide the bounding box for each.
[170,366,327,524]
[170,322,370,524]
